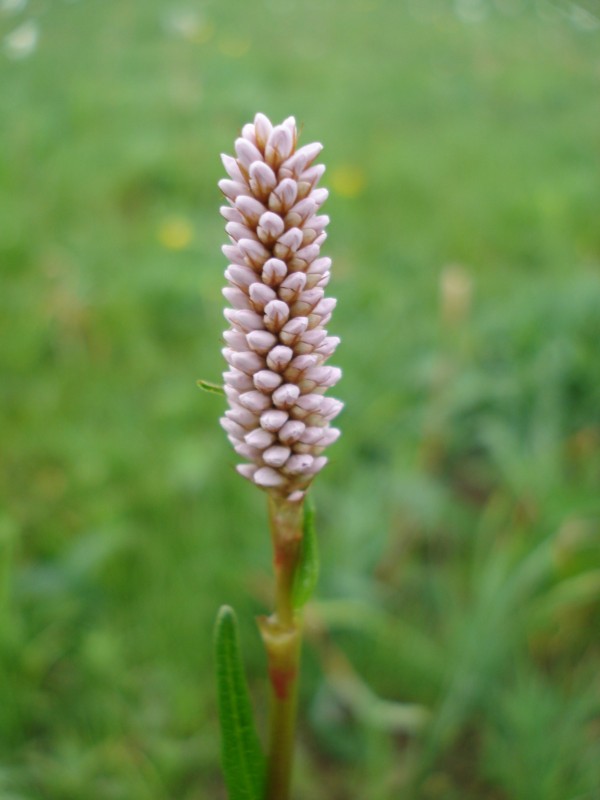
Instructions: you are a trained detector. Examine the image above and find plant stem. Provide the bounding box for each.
[259,494,304,800]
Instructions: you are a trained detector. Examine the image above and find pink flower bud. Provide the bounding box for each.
[257,211,285,243]
[235,196,267,226]
[268,178,298,214]
[238,238,270,269]
[224,308,264,333]
[278,272,307,303]
[222,287,250,310]
[238,390,272,413]
[224,369,253,391]
[254,113,273,151]
[253,369,283,392]
[234,137,263,171]
[227,350,264,375]
[265,125,294,167]
[278,420,306,445]
[260,409,289,432]
[249,161,277,198]
[246,329,278,354]
[266,345,294,372]
[221,205,243,223]
[248,283,277,310]
[263,445,291,468]
[218,179,249,201]
[272,383,301,409]
[223,330,247,350]
[245,428,276,449]
[221,154,245,183]
[253,466,286,488]
[264,300,290,332]
[261,258,288,287]
[226,221,255,243]
[225,264,256,290]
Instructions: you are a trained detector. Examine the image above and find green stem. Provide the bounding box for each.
[259,494,304,800]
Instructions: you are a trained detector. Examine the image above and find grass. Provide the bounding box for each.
[1,0,599,797]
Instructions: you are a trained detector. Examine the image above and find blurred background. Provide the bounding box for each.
[1,0,600,797]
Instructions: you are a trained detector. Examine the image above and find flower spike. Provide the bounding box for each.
[219,114,342,502]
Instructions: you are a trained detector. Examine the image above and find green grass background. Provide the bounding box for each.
[1,0,600,797]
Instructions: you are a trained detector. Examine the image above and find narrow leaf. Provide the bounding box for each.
[292,496,320,609]
[214,605,265,800]
[198,379,225,396]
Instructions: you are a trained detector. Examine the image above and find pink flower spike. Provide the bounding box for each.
[219,114,341,496]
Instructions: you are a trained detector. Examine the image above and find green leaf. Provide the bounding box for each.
[292,496,320,609]
[197,379,225,396]
[214,605,265,800]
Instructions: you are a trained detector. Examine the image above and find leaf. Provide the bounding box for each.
[292,496,320,609]
[197,379,225,396]
[214,605,265,800]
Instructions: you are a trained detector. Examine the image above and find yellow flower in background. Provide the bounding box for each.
[330,164,366,198]
[191,21,215,45]
[158,216,194,250]
[218,36,251,58]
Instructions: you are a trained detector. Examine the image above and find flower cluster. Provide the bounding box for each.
[219,113,342,502]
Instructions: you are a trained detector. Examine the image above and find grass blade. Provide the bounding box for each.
[214,605,265,800]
